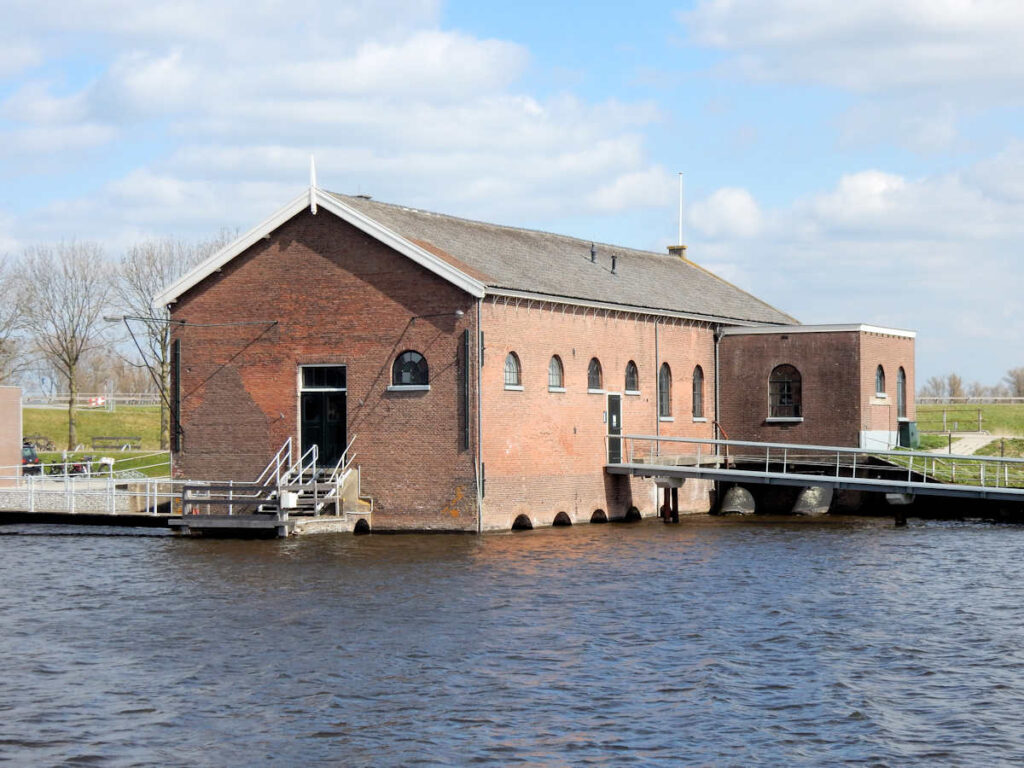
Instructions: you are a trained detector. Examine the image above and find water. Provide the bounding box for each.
[1,517,1023,766]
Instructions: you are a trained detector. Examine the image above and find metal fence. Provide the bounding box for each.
[22,393,161,409]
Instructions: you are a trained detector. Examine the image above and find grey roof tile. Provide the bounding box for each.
[330,192,797,326]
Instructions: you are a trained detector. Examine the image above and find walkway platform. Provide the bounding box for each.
[606,434,1024,504]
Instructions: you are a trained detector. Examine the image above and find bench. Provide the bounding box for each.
[91,436,143,450]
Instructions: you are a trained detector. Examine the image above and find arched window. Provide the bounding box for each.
[548,355,564,389]
[658,363,672,417]
[392,351,428,386]
[769,364,802,418]
[504,352,522,388]
[588,358,603,390]
[625,361,639,393]
[692,365,705,418]
[897,367,907,418]
[876,365,886,395]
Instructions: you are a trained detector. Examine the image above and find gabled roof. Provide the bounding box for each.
[154,188,796,326]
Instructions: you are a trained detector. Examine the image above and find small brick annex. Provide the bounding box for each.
[157,189,916,531]
[719,326,916,450]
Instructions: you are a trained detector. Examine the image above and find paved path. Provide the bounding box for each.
[926,433,996,455]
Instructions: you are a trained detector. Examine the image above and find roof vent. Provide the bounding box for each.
[611,254,617,274]
[590,243,596,262]
[355,194,372,200]
[668,244,687,259]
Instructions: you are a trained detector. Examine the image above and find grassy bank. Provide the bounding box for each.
[23,406,162,451]
[917,404,1024,436]
[975,438,1024,460]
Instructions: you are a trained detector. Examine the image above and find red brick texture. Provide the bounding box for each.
[171,211,479,531]
[860,332,916,436]
[718,330,915,447]
[0,387,20,486]
[479,300,716,530]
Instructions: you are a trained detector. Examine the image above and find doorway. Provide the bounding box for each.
[607,393,622,463]
[300,365,347,467]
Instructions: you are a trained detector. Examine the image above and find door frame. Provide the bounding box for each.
[607,391,623,464]
[298,364,348,466]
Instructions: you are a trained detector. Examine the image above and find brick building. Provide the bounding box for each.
[154,189,916,531]
[719,326,916,450]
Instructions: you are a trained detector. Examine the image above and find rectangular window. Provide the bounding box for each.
[302,366,347,390]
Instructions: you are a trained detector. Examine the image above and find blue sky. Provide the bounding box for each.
[2,0,1023,387]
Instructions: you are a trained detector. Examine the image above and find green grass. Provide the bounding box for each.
[916,434,950,450]
[975,438,1024,459]
[917,404,1024,436]
[36,450,170,478]
[23,406,162,451]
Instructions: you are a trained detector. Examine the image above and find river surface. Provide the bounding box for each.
[1,516,1023,767]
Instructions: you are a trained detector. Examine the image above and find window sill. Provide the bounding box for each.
[588,388,605,395]
[625,390,641,397]
[504,384,524,391]
[692,417,708,423]
[875,392,888,398]
[387,384,430,392]
[897,417,912,423]
[548,386,566,393]
[765,416,803,423]
[659,416,674,422]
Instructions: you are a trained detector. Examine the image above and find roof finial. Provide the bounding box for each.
[309,155,318,215]
[668,171,688,260]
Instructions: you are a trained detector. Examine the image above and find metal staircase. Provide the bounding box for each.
[174,437,370,536]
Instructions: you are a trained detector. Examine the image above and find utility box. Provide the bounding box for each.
[898,421,919,449]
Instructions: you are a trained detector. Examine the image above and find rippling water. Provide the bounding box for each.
[1,516,1023,766]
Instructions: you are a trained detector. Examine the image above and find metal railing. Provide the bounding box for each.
[22,393,161,409]
[608,434,1024,493]
[0,473,183,516]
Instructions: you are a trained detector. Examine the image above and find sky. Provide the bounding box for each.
[1,0,1022,387]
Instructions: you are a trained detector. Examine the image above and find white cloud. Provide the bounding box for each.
[1,1,670,243]
[687,151,1024,383]
[689,187,763,238]
[683,0,1024,93]
[587,167,676,213]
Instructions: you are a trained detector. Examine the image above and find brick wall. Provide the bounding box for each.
[719,329,916,448]
[859,332,916,437]
[0,387,20,486]
[479,300,716,529]
[171,211,479,531]
[719,331,862,446]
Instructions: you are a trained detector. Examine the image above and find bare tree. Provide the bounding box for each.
[920,375,948,399]
[19,242,112,450]
[947,373,965,399]
[1004,368,1024,398]
[0,256,28,384]
[115,234,231,448]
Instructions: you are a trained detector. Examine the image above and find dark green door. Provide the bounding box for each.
[607,393,622,463]
[301,391,347,467]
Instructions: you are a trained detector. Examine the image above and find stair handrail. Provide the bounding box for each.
[256,437,293,487]
[326,435,359,485]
